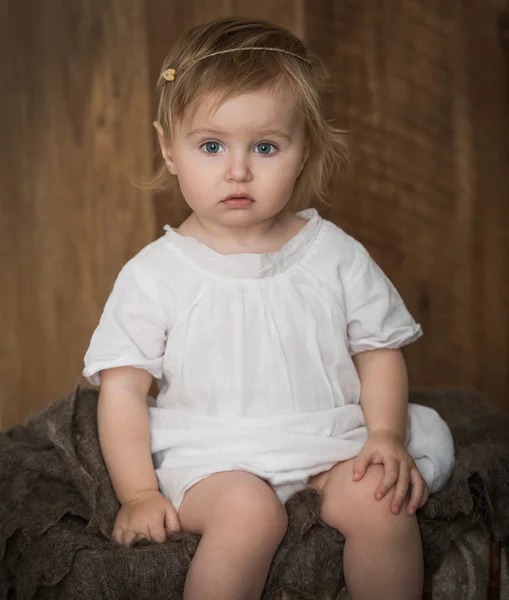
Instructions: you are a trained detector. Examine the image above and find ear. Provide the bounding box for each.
[153,121,177,175]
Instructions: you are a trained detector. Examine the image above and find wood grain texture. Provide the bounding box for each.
[0,0,155,427]
[304,0,509,411]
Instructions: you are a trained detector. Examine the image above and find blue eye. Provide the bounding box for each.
[254,143,276,155]
[202,141,223,154]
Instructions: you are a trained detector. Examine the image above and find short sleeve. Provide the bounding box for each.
[344,243,422,355]
[82,262,167,385]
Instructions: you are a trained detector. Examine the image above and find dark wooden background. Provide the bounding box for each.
[1,0,508,428]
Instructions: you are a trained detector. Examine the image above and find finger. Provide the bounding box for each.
[375,460,399,500]
[353,450,373,481]
[390,465,411,514]
[165,507,181,536]
[407,469,425,515]
[112,525,123,545]
[122,529,138,547]
[147,523,167,544]
[419,481,430,508]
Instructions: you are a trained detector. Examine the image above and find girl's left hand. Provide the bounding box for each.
[352,429,429,515]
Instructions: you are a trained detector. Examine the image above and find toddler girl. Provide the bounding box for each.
[83,16,454,600]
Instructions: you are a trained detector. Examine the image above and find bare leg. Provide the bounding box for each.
[178,471,288,600]
[310,460,423,600]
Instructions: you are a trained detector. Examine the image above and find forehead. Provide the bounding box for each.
[181,87,303,135]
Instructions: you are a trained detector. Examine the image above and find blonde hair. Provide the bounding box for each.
[151,16,347,211]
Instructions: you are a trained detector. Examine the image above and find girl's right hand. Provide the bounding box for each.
[112,489,181,546]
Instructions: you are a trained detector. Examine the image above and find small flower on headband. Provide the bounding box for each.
[162,68,176,81]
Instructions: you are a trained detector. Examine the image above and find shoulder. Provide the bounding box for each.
[128,233,173,266]
[312,214,367,277]
[110,232,190,316]
[120,230,184,281]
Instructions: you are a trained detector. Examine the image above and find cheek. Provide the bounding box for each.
[178,173,206,201]
[262,159,302,188]
[177,156,214,185]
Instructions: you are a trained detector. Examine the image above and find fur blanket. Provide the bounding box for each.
[1,387,509,600]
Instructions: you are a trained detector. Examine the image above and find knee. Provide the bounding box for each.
[320,465,416,540]
[210,479,288,545]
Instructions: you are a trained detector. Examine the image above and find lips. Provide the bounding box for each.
[221,193,255,209]
[222,193,254,202]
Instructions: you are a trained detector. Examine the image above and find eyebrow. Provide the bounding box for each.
[186,128,293,141]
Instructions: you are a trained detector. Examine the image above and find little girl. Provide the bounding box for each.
[83,16,454,600]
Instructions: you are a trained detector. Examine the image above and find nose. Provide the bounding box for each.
[225,150,252,183]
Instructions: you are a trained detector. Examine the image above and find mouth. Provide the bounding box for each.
[221,194,255,208]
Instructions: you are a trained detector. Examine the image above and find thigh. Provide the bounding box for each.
[178,470,287,536]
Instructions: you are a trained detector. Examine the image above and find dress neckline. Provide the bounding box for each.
[163,208,323,280]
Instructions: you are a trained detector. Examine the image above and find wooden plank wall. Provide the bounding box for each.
[1,0,508,428]
[0,1,156,427]
[304,0,509,411]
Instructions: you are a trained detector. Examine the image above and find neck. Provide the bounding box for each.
[189,212,286,251]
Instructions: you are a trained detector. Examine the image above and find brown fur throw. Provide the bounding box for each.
[1,387,508,600]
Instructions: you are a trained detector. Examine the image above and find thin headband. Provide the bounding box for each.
[161,47,310,81]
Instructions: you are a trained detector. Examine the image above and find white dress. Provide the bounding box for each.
[83,209,454,509]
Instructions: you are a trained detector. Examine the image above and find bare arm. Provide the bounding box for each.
[352,348,428,514]
[98,366,158,504]
[98,366,180,545]
[353,348,408,442]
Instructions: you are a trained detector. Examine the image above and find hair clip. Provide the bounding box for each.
[162,68,176,81]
